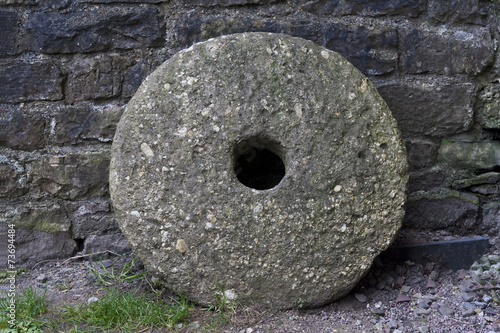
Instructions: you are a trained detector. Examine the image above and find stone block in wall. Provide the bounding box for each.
[323,19,398,75]
[0,60,63,103]
[404,189,479,230]
[428,0,489,26]
[401,24,494,76]
[0,154,27,198]
[174,14,396,75]
[0,11,18,55]
[64,53,149,102]
[83,232,131,255]
[49,104,124,145]
[408,170,446,192]
[31,149,110,200]
[0,104,46,150]
[16,228,76,264]
[174,14,322,49]
[24,6,163,53]
[183,0,277,5]
[482,202,500,231]
[404,137,439,170]
[478,81,500,129]
[302,0,425,18]
[376,78,475,137]
[1,202,76,264]
[438,140,500,171]
[68,199,118,240]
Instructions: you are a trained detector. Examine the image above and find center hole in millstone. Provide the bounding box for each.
[233,138,286,190]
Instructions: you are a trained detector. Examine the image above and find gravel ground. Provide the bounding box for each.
[16,252,500,332]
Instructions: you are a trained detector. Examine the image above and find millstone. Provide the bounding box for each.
[109,32,408,308]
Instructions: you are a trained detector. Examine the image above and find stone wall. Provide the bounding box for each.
[1,0,499,265]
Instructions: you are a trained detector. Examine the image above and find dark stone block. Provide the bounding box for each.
[405,137,439,170]
[409,171,446,192]
[376,79,474,136]
[302,0,425,17]
[324,21,398,75]
[64,53,151,102]
[0,155,26,198]
[428,0,490,26]
[49,104,123,145]
[24,6,163,53]
[174,14,322,51]
[68,200,118,239]
[31,150,110,200]
[404,190,479,230]
[382,237,490,270]
[183,0,277,5]
[0,61,63,103]
[0,104,46,150]
[0,11,18,55]
[401,25,494,76]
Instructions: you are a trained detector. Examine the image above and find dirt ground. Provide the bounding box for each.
[14,249,500,333]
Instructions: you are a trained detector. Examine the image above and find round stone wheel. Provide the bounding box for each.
[110,32,408,308]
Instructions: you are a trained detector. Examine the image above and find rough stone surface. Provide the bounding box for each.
[0,61,63,103]
[376,79,475,137]
[110,33,408,308]
[404,190,479,230]
[401,24,494,76]
[302,0,426,18]
[438,140,500,172]
[0,11,18,55]
[24,6,163,53]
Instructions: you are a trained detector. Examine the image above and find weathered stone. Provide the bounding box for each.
[83,232,130,254]
[376,79,474,137]
[32,149,110,200]
[482,202,500,231]
[13,202,70,232]
[174,14,322,51]
[409,170,446,193]
[0,11,18,55]
[15,228,76,265]
[110,33,408,308]
[303,0,424,17]
[49,104,124,145]
[68,199,117,239]
[324,20,398,75]
[404,190,479,230]
[438,140,500,171]
[0,61,63,103]
[478,82,500,129]
[183,0,277,6]
[24,7,163,53]
[428,0,490,26]
[470,185,500,196]
[0,104,46,150]
[174,15,396,75]
[453,172,500,190]
[405,137,439,170]
[0,155,26,198]
[401,24,494,76]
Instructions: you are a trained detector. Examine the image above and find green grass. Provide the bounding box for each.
[61,287,191,332]
[86,256,146,287]
[0,286,48,333]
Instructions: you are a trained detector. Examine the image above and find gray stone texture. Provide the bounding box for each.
[0,0,499,271]
[404,190,479,231]
[24,6,164,53]
[302,0,426,17]
[376,79,475,137]
[401,24,494,76]
[0,60,63,103]
[0,11,18,55]
[110,32,408,308]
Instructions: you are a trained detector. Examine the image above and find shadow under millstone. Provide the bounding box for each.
[380,237,490,270]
